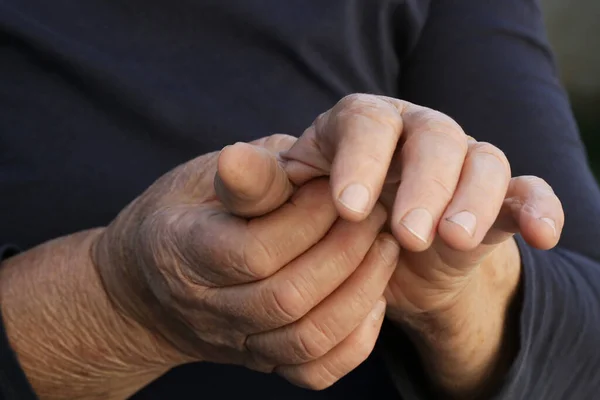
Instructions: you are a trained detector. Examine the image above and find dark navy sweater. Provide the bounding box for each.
[2,0,600,399]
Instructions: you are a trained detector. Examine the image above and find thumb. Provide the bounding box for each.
[215,141,294,218]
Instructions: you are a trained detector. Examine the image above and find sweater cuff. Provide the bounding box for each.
[491,235,600,399]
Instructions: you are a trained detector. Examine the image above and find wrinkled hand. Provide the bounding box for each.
[92,135,400,390]
[278,94,565,396]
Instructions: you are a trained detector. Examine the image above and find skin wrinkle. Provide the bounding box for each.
[1,93,564,398]
[1,230,174,399]
[279,93,558,397]
[89,140,393,392]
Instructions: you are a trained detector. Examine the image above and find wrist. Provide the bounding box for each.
[0,229,176,399]
[398,239,522,398]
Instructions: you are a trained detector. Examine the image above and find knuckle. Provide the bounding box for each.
[153,205,190,241]
[515,175,553,192]
[401,127,466,166]
[293,213,327,246]
[354,288,375,316]
[338,93,373,109]
[417,110,466,142]
[471,142,511,173]
[295,329,377,391]
[292,319,337,362]
[335,94,402,133]
[334,243,364,271]
[266,280,311,324]
[349,280,378,313]
[268,133,296,142]
[262,134,297,151]
[376,233,400,266]
[293,331,330,364]
[313,111,329,131]
[320,227,365,269]
[141,205,190,270]
[157,209,251,287]
[242,234,278,280]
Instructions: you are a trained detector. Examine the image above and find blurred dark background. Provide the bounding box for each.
[542,0,600,175]
[574,100,600,176]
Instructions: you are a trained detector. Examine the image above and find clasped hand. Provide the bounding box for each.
[93,94,564,394]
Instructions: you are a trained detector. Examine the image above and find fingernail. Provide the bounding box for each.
[400,208,433,242]
[339,183,371,214]
[540,217,557,237]
[446,210,477,236]
[371,300,386,320]
[379,238,400,266]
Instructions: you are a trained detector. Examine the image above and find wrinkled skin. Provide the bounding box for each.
[92,135,400,390]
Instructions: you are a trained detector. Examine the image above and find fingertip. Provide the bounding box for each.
[216,142,294,217]
[520,215,560,250]
[217,143,263,194]
[218,142,249,166]
[505,175,564,250]
[390,226,428,253]
[437,210,484,252]
[391,208,434,252]
[336,182,374,222]
[539,217,558,238]
[438,221,481,252]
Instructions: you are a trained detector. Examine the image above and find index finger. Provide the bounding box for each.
[282,94,403,221]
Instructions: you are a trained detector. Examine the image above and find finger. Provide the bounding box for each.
[250,133,298,153]
[215,141,294,218]
[432,175,562,273]
[211,204,388,331]
[437,142,511,252]
[281,95,472,235]
[390,118,469,252]
[189,178,338,286]
[282,94,404,221]
[484,175,564,249]
[245,234,399,364]
[275,298,386,391]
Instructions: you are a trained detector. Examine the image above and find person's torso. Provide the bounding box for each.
[0,1,430,398]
